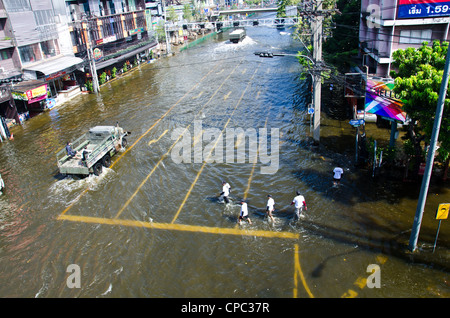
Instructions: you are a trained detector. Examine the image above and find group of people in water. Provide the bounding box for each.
[218,181,307,226]
[219,166,344,226]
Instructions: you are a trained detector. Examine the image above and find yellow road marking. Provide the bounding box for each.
[243,117,268,200]
[193,129,204,147]
[242,68,247,75]
[170,63,261,224]
[113,59,245,220]
[59,64,221,217]
[148,129,168,146]
[192,91,204,99]
[223,91,232,100]
[57,214,299,239]
[293,243,314,298]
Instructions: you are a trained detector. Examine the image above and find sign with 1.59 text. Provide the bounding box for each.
[398,0,450,19]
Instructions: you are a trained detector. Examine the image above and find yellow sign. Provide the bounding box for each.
[436,203,450,220]
[30,85,47,98]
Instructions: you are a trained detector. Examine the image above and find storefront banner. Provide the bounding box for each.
[398,0,450,19]
[12,84,48,104]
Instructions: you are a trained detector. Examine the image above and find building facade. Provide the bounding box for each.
[359,0,450,77]
[66,0,158,88]
[0,0,85,123]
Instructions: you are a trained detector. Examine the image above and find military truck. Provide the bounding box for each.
[229,28,246,43]
[56,125,128,176]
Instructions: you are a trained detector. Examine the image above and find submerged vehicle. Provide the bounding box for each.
[56,125,128,176]
[229,28,246,43]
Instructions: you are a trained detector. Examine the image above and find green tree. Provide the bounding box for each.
[391,40,450,176]
[167,6,178,22]
[183,3,193,22]
[322,0,360,71]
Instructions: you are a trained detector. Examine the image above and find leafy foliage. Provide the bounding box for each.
[391,40,450,162]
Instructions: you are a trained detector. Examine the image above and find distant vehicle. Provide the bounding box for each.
[56,125,128,176]
[0,173,4,192]
[229,28,246,43]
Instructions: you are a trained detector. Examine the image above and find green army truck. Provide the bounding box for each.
[56,125,128,176]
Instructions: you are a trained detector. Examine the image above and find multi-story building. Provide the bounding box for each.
[0,0,161,124]
[66,0,158,84]
[359,0,450,77]
[0,0,85,122]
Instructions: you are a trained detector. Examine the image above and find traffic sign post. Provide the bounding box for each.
[349,119,365,164]
[433,203,449,252]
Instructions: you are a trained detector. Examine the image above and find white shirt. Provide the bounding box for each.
[333,167,343,179]
[222,183,230,196]
[267,197,275,210]
[240,202,248,217]
[292,195,305,208]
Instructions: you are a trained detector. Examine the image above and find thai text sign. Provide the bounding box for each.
[12,84,48,104]
[398,0,450,19]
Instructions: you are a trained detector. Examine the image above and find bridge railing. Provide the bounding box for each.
[165,17,299,32]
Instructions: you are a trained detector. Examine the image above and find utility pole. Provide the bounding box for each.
[408,45,450,252]
[297,0,336,144]
[311,0,322,143]
[83,18,99,93]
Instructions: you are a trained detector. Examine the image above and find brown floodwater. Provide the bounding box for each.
[0,26,448,298]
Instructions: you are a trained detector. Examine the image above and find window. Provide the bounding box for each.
[18,44,42,64]
[0,50,10,61]
[3,0,31,12]
[41,40,60,58]
[399,29,432,44]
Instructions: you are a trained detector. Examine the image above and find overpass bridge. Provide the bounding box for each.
[214,6,279,16]
[164,5,298,31]
[165,17,299,32]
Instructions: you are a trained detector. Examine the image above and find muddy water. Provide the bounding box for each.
[0,27,448,298]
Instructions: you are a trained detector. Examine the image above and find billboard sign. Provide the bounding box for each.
[365,79,406,123]
[398,0,450,19]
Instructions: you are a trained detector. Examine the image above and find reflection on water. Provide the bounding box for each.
[0,26,448,298]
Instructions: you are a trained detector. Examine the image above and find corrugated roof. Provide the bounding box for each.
[23,55,84,76]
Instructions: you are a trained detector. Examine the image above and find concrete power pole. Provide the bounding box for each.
[298,0,336,143]
[84,19,99,94]
[311,1,323,143]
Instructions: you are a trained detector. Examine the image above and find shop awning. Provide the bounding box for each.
[23,55,84,81]
[95,41,157,70]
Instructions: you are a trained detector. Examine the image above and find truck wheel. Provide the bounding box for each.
[102,154,111,167]
[121,137,127,148]
[93,162,103,176]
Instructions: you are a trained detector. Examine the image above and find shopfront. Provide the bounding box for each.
[22,55,85,103]
[11,80,48,121]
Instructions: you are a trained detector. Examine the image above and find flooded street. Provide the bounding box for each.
[0,26,449,298]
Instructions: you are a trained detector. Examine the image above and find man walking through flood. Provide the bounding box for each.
[266,194,275,223]
[291,191,307,221]
[238,200,252,225]
[333,166,344,186]
[219,180,231,204]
